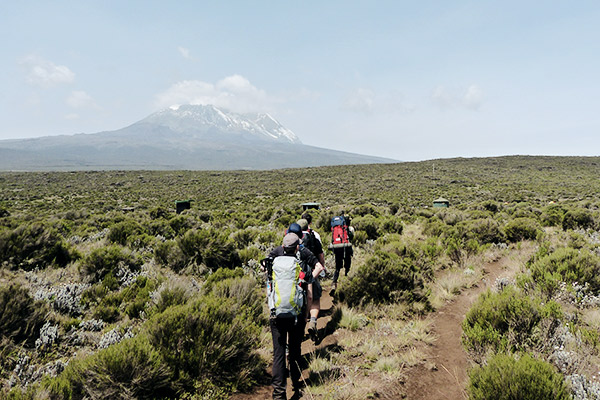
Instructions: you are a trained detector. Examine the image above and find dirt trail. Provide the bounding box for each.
[234,247,532,400]
[401,247,532,400]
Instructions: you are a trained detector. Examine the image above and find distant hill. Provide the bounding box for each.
[0,105,395,171]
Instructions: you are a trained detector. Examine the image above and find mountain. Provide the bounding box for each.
[0,105,396,171]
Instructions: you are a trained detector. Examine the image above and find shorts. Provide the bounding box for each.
[312,278,322,301]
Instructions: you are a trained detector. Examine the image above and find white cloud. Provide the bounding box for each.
[65,113,79,120]
[464,85,483,110]
[66,90,95,108]
[431,84,484,110]
[342,88,375,114]
[154,74,273,113]
[20,55,75,88]
[178,46,191,59]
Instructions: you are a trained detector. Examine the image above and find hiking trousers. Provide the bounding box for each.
[332,246,353,284]
[270,317,305,399]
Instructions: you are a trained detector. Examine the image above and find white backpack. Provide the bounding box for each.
[267,254,306,318]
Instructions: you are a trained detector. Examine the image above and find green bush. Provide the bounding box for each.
[145,281,265,392]
[47,335,174,399]
[380,217,403,235]
[562,208,595,230]
[178,228,240,272]
[468,353,571,400]
[154,240,187,272]
[0,284,48,347]
[503,218,541,242]
[540,204,565,227]
[530,247,600,297]
[352,215,381,240]
[80,245,141,283]
[457,218,505,244]
[0,222,72,270]
[462,286,561,358]
[336,251,428,307]
[107,219,144,246]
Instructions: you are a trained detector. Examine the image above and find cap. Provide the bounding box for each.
[297,219,308,231]
[287,223,302,238]
[283,233,300,248]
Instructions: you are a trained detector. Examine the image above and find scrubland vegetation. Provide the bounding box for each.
[2,156,600,399]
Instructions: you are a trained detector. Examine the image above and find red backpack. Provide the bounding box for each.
[330,216,351,248]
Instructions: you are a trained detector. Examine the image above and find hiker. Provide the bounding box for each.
[267,232,322,399]
[296,217,326,342]
[330,211,354,295]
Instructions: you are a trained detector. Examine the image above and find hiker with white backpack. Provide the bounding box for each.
[265,232,323,399]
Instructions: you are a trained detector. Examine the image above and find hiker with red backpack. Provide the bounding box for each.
[329,211,354,295]
[265,233,315,400]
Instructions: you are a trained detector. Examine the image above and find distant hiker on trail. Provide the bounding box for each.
[265,233,314,400]
[329,211,354,295]
[296,216,326,343]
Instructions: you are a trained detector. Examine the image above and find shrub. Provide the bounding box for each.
[457,218,505,245]
[503,218,541,242]
[107,219,144,246]
[0,222,72,270]
[0,284,48,347]
[562,208,595,230]
[178,228,240,272]
[530,247,600,296]
[154,240,186,272]
[145,285,265,392]
[462,286,561,358]
[468,353,571,400]
[80,245,141,283]
[47,335,174,399]
[336,251,428,307]
[380,217,403,235]
[540,204,565,227]
[352,215,381,240]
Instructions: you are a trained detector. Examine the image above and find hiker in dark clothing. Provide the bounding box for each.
[296,217,326,342]
[267,233,317,400]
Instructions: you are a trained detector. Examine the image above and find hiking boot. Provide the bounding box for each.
[308,320,318,343]
[329,282,337,296]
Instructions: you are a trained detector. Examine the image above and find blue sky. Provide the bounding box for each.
[1,1,599,161]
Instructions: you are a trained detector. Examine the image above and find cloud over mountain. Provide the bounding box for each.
[155,75,274,114]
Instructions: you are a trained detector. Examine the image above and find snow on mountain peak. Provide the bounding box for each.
[142,104,301,144]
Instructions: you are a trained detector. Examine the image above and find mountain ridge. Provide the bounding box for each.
[0,105,396,171]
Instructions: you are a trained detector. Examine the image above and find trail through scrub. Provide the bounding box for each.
[400,244,535,400]
[233,244,535,399]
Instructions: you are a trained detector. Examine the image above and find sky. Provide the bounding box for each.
[1,1,599,161]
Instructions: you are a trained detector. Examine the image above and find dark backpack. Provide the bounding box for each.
[300,229,316,254]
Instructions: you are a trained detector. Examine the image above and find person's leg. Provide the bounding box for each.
[288,319,306,390]
[308,279,321,342]
[270,318,288,399]
[333,248,343,284]
[344,247,353,276]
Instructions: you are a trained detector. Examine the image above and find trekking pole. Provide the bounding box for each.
[294,359,315,400]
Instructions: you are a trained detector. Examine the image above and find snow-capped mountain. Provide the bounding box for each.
[0,104,396,170]
[138,104,301,144]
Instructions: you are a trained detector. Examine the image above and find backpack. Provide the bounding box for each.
[301,229,319,255]
[330,216,352,249]
[267,254,306,318]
